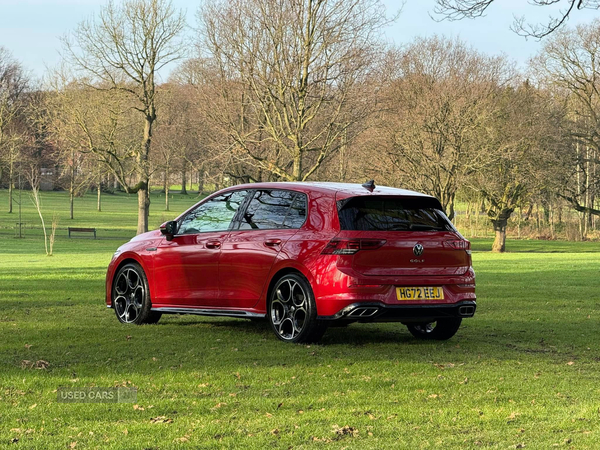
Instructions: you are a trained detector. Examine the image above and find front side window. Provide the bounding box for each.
[179,190,248,234]
[238,190,307,230]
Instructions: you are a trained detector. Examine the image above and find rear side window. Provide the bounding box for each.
[238,190,307,230]
[337,196,453,232]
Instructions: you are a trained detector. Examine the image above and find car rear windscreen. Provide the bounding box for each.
[337,196,454,232]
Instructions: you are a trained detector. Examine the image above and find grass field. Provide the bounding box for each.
[1,190,599,449]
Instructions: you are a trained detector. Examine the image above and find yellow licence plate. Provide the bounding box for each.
[396,287,444,301]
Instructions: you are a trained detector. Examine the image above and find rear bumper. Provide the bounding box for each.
[318,300,476,323]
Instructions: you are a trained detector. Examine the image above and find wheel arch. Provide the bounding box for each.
[263,265,314,312]
[108,256,149,308]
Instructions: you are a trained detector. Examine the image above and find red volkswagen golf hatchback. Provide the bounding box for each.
[106,182,476,343]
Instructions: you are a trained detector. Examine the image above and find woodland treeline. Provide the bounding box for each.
[0,0,599,251]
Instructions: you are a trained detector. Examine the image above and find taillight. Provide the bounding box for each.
[445,240,471,250]
[321,239,386,255]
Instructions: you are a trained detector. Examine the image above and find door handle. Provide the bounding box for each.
[205,240,221,249]
[264,239,282,247]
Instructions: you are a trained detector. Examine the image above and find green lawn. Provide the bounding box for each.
[0,189,203,240]
[0,190,599,449]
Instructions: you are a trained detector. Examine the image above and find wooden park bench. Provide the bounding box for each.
[68,227,97,239]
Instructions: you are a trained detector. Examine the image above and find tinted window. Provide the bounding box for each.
[238,190,306,230]
[179,190,248,234]
[286,193,307,229]
[337,196,453,232]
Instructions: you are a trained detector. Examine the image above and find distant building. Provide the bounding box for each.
[40,168,54,191]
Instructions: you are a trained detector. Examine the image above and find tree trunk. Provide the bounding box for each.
[136,113,153,235]
[447,200,455,221]
[70,151,75,219]
[70,149,75,220]
[165,179,170,211]
[70,189,74,220]
[8,160,13,214]
[490,208,513,253]
[491,219,507,253]
[97,182,102,212]
[181,164,188,195]
[137,186,149,234]
[198,170,204,195]
[293,150,302,181]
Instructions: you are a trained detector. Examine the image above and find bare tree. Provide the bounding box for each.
[26,166,58,256]
[44,70,138,220]
[433,0,600,38]
[0,46,29,213]
[153,83,205,209]
[378,37,512,219]
[468,82,565,251]
[197,0,391,182]
[62,0,186,234]
[531,19,600,235]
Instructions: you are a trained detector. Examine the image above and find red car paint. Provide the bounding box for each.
[105,182,476,324]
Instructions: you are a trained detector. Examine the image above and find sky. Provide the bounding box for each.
[0,0,597,82]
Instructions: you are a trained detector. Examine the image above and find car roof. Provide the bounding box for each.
[225,181,435,200]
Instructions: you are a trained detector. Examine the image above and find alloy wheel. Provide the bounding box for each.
[114,267,145,323]
[270,277,308,340]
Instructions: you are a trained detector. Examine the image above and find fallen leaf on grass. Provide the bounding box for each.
[211,402,227,410]
[150,416,173,424]
[69,442,77,449]
[24,344,32,349]
[34,360,49,369]
[507,412,521,423]
[332,425,358,437]
[270,428,279,435]
[133,405,144,410]
[126,335,132,341]
[567,361,575,366]
[312,436,332,443]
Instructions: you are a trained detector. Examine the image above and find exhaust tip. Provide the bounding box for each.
[347,307,379,318]
[458,305,475,317]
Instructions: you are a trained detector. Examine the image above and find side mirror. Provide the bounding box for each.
[160,220,179,241]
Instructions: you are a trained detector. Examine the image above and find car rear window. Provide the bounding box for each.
[337,196,454,232]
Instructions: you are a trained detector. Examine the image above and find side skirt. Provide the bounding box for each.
[152,307,265,319]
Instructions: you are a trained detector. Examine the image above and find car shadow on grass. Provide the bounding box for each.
[162,316,431,345]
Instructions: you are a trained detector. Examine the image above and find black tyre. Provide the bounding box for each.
[268,273,327,343]
[407,318,462,340]
[112,262,160,325]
